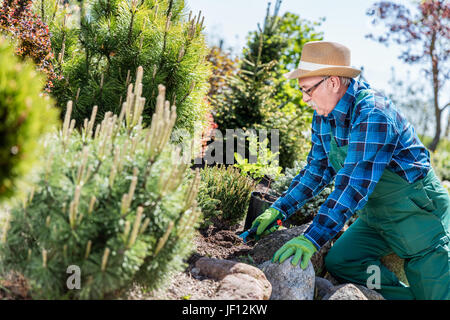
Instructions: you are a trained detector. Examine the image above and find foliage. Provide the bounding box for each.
[0,36,59,202]
[213,2,323,169]
[196,107,218,159]
[233,132,283,182]
[0,67,202,299]
[255,11,324,169]
[50,0,212,136]
[366,0,450,152]
[442,181,450,194]
[270,160,335,225]
[431,149,450,181]
[206,44,239,102]
[213,38,276,130]
[0,0,58,92]
[196,164,256,228]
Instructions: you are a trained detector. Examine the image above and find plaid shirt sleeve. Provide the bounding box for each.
[271,113,337,219]
[303,106,399,250]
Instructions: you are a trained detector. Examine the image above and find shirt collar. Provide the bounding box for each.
[327,78,358,127]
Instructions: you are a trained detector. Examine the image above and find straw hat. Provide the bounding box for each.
[284,41,361,80]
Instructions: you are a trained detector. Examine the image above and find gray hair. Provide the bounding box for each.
[338,76,352,87]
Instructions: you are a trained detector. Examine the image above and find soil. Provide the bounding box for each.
[128,217,257,300]
[0,219,256,301]
[0,271,31,300]
[0,182,274,300]
[129,181,273,300]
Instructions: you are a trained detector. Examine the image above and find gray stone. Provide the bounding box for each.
[250,223,331,276]
[195,257,272,300]
[214,273,271,300]
[322,284,368,300]
[314,277,335,300]
[190,267,200,276]
[259,258,315,300]
[354,284,385,300]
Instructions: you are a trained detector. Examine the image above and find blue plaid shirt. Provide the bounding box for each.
[272,78,431,250]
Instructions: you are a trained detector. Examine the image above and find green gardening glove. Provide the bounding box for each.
[251,207,285,237]
[272,235,317,269]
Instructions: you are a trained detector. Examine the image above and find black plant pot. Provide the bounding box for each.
[244,191,278,230]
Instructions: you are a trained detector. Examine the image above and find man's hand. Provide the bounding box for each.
[272,235,317,269]
[251,207,284,237]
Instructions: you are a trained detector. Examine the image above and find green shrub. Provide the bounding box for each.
[233,132,284,183]
[51,0,211,136]
[213,3,320,169]
[0,67,201,299]
[0,36,59,201]
[196,164,256,228]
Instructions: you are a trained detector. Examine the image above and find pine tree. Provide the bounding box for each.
[214,2,323,169]
[50,0,211,136]
[0,66,202,299]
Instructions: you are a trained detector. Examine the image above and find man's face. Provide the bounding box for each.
[298,76,339,117]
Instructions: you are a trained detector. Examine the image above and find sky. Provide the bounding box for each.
[184,0,431,96]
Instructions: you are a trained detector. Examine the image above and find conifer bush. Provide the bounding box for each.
[50,0,211,136]
[0,66,202,299]
[213,2,314,169]
[0,36,59,201]
[196,164,256,228]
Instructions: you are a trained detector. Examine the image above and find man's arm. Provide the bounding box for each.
[272,113,336,220]
[303,106,399,250]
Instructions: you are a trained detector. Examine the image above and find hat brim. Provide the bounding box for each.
[283,66,361,80]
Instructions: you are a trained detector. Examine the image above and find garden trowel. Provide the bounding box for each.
[239,218,283,243]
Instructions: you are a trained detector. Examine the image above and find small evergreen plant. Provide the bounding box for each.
[51,0,211,136]
[0,66,202,299]
[196,164,256,228]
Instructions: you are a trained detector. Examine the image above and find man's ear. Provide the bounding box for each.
[329,76,341,93]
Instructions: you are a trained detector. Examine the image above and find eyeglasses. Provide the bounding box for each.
[299,76,329,97]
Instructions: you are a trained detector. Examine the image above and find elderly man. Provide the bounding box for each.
[250,41,450,300]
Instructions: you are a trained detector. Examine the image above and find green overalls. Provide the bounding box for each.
[324,127,450,300]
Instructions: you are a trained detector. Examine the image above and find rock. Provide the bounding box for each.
[195,257,268,282]
[190,267,200,276]
[354,284,385,300]
[322,284,368,300]
[323,272,340,286]
[195,257,271,300]
[380,253,409,286]
[315,277,335,300]
[314,277,384,300]
[259,258,315,300]
[214,273,271,300]
[250,223,331,276]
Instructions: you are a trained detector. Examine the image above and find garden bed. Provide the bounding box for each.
[129,219,253,300]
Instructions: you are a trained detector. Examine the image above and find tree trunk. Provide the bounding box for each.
[445,112,450,139]
[427,32,441,152]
